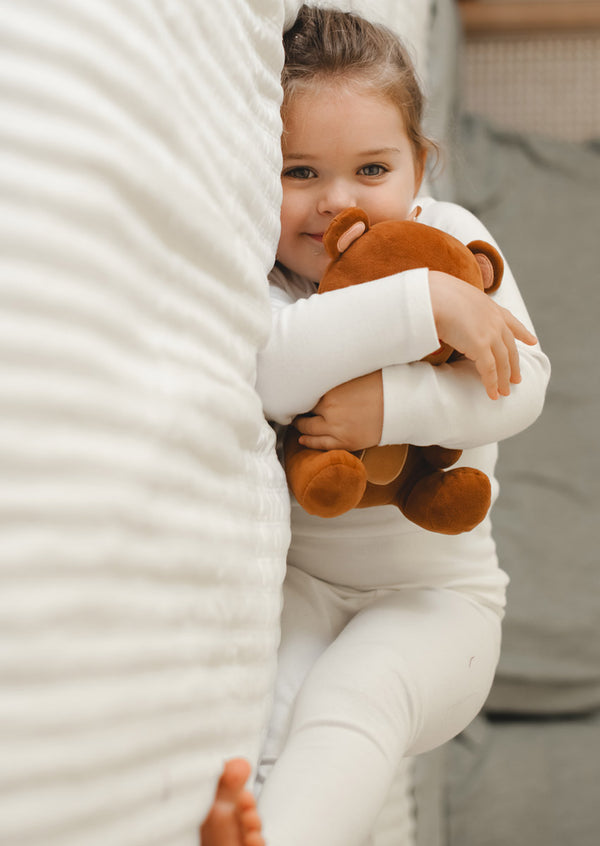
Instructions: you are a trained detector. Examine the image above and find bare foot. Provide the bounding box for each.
[200,759,265,846]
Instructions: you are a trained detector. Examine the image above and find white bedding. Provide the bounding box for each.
[0,2,289,843]
[0,1,436,843]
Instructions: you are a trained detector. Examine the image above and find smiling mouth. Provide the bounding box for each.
[306,233,324,243]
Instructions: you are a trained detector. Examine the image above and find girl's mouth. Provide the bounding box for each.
[306,233,324,243]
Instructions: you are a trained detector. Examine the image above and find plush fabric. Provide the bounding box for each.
[0,2,289,843]
[284,208,502,532]
[455,115,600,715]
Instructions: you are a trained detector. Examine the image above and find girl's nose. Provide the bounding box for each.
[316,180,356,216]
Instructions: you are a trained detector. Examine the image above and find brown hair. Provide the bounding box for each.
[282,5,438,167]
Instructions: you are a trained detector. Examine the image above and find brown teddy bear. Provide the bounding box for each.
[284,206,504,535]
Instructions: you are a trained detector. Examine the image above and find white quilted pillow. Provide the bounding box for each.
[0,1,288,844]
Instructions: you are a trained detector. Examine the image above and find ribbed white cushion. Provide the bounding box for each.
[0,1,289,843]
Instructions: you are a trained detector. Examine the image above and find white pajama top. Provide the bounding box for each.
[257,198,550,610]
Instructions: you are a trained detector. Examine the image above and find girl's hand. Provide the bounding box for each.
[293,371,384,452]
[429,271,537,400]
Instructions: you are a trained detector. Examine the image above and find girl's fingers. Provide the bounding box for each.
[298,434,339,450]
[478,314,528,399]
[293,414,324,435]
[507,333,522,385]
[495,338,513,397]
[506,310,537,345]
[295,413,345,449]
[496,326,524,395]
[476,351,499,400]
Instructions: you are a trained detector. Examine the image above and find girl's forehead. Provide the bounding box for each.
[285,75,391,111]
[282,82,408,142]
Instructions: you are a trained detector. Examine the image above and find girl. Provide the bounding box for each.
[202,6,549,846]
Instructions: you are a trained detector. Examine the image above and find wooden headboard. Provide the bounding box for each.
[456,0,600,140]
[458,0,600,34]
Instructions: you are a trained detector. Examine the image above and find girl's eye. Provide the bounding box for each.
[283,166,316,180]
[359,164,387,177]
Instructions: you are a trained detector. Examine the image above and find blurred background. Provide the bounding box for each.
[458,0,600,141]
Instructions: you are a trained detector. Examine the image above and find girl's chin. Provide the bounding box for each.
[306,261,328,283]
[278,249,328,281]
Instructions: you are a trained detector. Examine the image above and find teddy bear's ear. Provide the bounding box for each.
[323,208,370,259]
[467,240,504,294]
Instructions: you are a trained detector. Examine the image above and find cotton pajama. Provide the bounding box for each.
[256,564,502,846]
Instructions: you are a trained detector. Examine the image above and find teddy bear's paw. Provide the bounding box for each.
[402,467,491,535]
[295,450,368,518]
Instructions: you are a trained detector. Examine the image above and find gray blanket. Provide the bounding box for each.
[420,114,600,846]
[456,115,600,716]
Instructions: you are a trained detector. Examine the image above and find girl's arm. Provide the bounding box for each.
[379,345,549,450]
[381,201,550,449]
[295,322,548,454]
[257,259,534,425]
[257,267,439,424]
[294,200,550,451]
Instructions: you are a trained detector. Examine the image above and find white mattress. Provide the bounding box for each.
[0,1,435,843]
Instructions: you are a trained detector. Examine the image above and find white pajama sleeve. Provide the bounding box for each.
[380,199,551,449]
[380,346,550,449]
[257,269,439,424]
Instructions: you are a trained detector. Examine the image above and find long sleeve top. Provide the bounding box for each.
[256,198,550,601]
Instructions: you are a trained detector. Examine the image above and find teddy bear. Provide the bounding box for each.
[284,206,504,535]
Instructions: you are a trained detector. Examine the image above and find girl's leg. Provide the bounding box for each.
[258,587,502,846]
[255,565,355,794]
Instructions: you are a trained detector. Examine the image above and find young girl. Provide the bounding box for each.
[202,7,549,846]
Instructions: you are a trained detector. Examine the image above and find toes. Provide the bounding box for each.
[240,806,262,833]
[237,789,256,813]
[217,759,252,799]
[200,759,262,846]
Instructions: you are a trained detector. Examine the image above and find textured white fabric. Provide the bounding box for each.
[0,1,289,844]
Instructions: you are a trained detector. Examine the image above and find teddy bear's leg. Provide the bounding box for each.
[284,429,367,518]
[420,445,463,469]
[397,451,491,535]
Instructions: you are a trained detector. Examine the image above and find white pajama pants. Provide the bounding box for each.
[256,564,503,846]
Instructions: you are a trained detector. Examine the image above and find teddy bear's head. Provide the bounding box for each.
[319,207,504,365]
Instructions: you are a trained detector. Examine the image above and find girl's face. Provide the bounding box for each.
[278,81,426,282]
